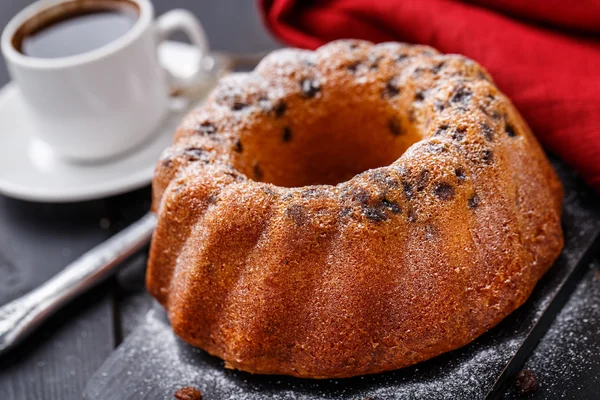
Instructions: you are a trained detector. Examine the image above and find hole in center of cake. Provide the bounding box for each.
[232,97,422,187]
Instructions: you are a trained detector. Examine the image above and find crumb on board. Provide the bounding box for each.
[515,370,538,395]
[174,386,202,400]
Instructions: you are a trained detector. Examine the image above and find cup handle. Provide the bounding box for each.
[155,9,210,91]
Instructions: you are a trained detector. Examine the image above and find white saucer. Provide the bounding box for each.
[0,41,215,203]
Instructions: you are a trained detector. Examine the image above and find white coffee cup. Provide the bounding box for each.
[1,0,209,161]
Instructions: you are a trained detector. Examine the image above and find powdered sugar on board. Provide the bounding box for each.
[503,261,600,399]
[85,307,523,400]
[84,157,600,400]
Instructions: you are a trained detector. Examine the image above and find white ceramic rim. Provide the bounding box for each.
[1,0,153,70]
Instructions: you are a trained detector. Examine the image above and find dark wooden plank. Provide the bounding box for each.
[83,158,600,400]
[0,196,117,400]
[0,283,115,400]
[0,186,150,400]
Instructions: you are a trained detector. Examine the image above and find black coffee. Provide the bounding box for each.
[14,1,138,59]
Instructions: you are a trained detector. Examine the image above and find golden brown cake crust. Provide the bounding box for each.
[146,40,564,379]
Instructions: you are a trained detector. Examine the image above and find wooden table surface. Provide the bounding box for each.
[0,2,598,399]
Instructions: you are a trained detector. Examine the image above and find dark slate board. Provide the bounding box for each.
[503,260,600,399]
[84,159,600,400]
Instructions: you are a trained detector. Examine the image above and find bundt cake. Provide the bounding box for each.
[147,40,564,379]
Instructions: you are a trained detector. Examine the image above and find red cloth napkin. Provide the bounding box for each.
[259,0,600,192]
